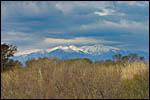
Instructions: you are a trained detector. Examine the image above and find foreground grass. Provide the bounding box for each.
[1,58,149,99]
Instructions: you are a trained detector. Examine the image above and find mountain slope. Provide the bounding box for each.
[11,44,149,66]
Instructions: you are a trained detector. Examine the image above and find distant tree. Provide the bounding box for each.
[25,58,36,67]
[121,56,130,67]
[83,58,93,64]
[112,54,122,61]
[95,60,104,64]
[121,56,130,63]
[128,53,138,62]
[1,43,17,72]
[105,59,114,66]
[4,59,22,71]
[139,56,145,62]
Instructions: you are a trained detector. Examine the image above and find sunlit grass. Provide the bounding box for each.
[121,62,149,79]
[1,58,149,99]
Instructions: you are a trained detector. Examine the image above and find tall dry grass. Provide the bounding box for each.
[1,58,149,99]
[121,62,149,79]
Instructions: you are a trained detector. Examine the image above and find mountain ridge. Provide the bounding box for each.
[11,44,149,66]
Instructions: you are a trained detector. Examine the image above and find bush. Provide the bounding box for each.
[2,59,22,72]
[1,58,149,99]
[120,70,149,99]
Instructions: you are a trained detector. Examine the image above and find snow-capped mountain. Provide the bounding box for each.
[80,45,120,55]
[11,44,149,66]
[46,45,83,53]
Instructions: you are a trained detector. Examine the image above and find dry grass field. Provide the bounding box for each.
[1,58,149,99]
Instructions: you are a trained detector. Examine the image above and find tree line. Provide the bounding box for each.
[95,53,145,67]
[1,43,146,72]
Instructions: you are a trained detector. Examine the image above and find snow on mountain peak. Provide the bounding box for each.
[45,44,120,55]
[15,49,42,56]
[15,44,120,57]
[68,45,83,51]
[80,44,120,55]
[46,45,82,52]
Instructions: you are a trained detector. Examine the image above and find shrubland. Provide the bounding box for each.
[1,57,149,99]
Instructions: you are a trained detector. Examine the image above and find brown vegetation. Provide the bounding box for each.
[1,58,149,99]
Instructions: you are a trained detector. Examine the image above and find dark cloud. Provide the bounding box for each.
[1,1,149,52]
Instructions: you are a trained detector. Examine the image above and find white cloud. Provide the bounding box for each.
[117,1,149,7]
[45,31,64,34]
[1,1,148,52]
[43,37,121,45]
[94,9,115,16]
[80,19,149,34]
[55,1,113,14]
[1,1,56,20]
[55,3,74,14]
[94,9,125,17]
[1,31,32,42]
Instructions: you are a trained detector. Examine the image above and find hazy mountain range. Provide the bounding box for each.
[11,44,149,66]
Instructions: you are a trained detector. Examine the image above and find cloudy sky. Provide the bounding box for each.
[1,1,149,53]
